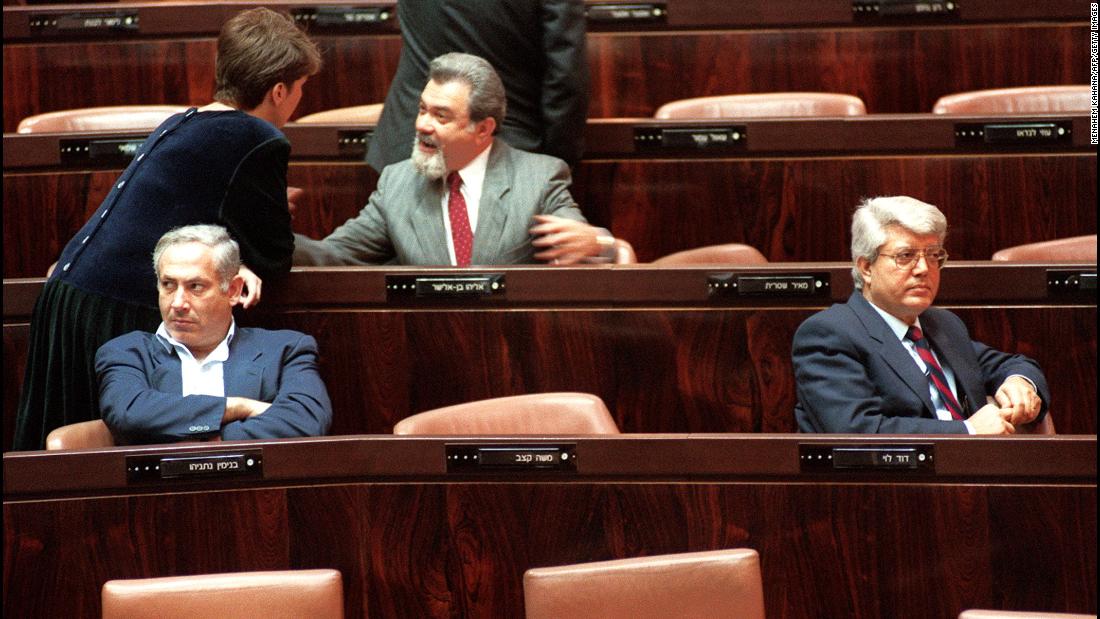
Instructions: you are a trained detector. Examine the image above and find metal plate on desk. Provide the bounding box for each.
[126,449,264,483]
[800,443,935,473]
[446,444,577,474]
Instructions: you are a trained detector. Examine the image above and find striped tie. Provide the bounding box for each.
[906,326,963,420]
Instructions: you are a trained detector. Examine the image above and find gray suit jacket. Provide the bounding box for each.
[294,140,589,266]
[792,292,1049,434]
[365,0,588,171]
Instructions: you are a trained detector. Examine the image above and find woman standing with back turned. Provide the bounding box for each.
[13,8,322,450]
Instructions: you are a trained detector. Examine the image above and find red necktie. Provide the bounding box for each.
[447,172,473,267]
[906,326,964,420]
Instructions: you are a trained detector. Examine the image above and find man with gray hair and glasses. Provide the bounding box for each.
[96,224,332,444]
[792,196,1049,434]
[294,52,618,267]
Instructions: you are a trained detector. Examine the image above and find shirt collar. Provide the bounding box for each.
[865,299,923,342]
[452,142,492,190]
[155,319,236,363]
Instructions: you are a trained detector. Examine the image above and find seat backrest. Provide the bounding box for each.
[17,105,190,133]
[655,92,866,119]
[959,610,1097,619]
[295,103,384,124]
[45,419,115,450]
[392,392,620,435]
[932,85,1091,114]
[991,235,1097,262]
[524,548,764,619]
[613,238,637,264]
[652,243,769,265]
[101,569,344,619]
[1016,412,1056,435]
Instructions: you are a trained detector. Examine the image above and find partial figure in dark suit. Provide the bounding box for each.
[296,53,616,267]
[13,7,322,450]
[792,196,1049,434]
[97,225,332,445]
[367,0,587,172]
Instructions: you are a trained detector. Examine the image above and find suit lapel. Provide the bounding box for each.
[222,330,264,398]
[471,141,513,265]
[848,293,937,416]
[408,175,452,264]
[148,337,183,393]
[920,311,979,416]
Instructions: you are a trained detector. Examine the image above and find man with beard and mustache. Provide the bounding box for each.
[365,0,588,173]
[293,53,617,267]
[791,196,1049,434]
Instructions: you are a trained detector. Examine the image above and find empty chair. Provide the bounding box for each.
[45,419,115,450]
[932,85,1091,114]
[101,569,344,619]
[991,235,1096,262]
[295,103,384,124]
[393,392,620,435]
[959,610,1096,619]
[652,243,768,265]
[17,105,190,133]
[654,92,866,119]
[524,548,765,619]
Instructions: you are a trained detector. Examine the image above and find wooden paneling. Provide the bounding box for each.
[5,152,1094,276]
[4,20,1088,131]
[585,24,1089,117]
[1,164,377,278]
[5,266,1096,447]
[3,435,1096,618]
[2,34,403,132]
[244,306,1099,436]
[574,154,1097,262]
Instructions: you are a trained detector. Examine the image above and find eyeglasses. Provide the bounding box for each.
[878,247,949,270]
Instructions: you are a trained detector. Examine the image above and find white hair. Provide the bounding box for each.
[850,196,947,289]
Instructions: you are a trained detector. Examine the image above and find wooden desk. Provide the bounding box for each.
[3,434,1096,617]
[5,264,1096,447]
[2,0,1088,130]
[4,114,1095,277]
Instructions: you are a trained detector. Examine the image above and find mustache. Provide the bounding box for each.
[417,133,439,148]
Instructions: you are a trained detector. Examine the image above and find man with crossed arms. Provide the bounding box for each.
[97,224,332,444]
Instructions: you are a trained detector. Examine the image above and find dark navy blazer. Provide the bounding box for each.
[96,327,332,444]
[792,292,1050,434]
[52,108,294,309]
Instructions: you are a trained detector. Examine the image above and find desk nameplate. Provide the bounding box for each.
[290,6,395,30]
[800,443,935,472]
[386,274,506,300]
[1048,269,1097,299]
[853,1,960,20]
[634,126,747,151]
[126,450,263,483]
[446,444,577,474]
[708,273,830,298]
[586,3,667,23]
[29,11,140,36]
[60,137,145,165]
[955,121,1074,148]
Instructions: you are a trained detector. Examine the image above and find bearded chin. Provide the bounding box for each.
[411,139,447,180]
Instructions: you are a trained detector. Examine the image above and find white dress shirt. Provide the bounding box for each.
[155,320,236,397]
